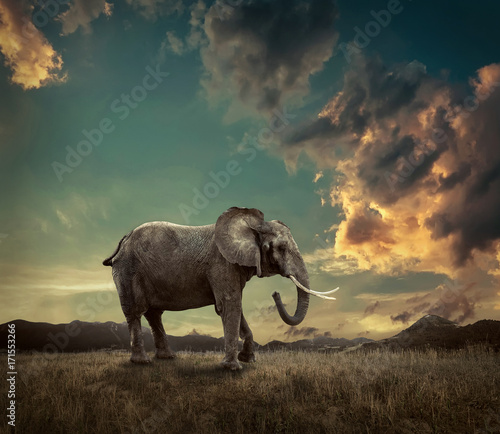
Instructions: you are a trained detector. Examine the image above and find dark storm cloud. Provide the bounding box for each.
[437,162,472,192]
[257,303,281,317]
[283,327,333,339]
[390,311,413,324]
[284,326,319,338]
[425,213,454,240]
[202,0,339,115]
[286,117,337,146]
[427,85,500,266]
[285,56,434,145]
[363,301,380,316]
[125,0,183,21]
[285,56,451,204]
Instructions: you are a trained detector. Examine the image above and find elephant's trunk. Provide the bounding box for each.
[272,260,310,326]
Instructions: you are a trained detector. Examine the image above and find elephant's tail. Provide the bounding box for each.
[102,233,130,266]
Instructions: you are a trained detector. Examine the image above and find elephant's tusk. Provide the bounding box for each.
[289,275,338,300]
[310,287,339,295]
[290,275,339,295]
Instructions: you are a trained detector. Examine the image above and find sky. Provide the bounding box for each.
[0,0,499,343]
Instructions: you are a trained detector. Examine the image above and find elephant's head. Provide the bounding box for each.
[215,207,338,326]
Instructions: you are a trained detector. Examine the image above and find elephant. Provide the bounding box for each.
[102,207,338,370]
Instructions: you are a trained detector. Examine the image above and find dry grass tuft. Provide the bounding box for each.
[2,347,499,433]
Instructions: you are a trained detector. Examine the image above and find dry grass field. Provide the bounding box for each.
[2,347,499,433]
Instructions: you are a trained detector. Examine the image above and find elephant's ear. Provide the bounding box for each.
[215,207,265,276]
[270,219,290,229]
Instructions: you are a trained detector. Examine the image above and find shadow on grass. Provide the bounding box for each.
[173,361,257,378]
[115,352,257,379]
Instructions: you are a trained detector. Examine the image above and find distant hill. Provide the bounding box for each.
[0,319,372,353]
[260,336,373,352]
[3,315,497,354]
[361,315,500,351]
[0,320,226,353]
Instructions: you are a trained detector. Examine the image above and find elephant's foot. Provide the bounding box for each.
[155,348,176,359]
[238,351,256,363]
[220,359,242,371]
[130,351,151,364]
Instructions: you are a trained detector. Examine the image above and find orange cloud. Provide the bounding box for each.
[286,57,500,283]
[0,0,66,90]
[328,157,459,277]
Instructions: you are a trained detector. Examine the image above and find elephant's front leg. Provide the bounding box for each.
[218,296,243,370]
[238,313,256,363]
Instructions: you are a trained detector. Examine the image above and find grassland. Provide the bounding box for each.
[2,347,499,433]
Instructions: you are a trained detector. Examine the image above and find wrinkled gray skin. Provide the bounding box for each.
[103,207,310,370]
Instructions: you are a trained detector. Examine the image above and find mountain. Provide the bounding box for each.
[4,315,496,354]
[0,319,225,353]
[361,315,500,351]
[400,314,459,334]
[260,335,373,352]
[0,319,372,353]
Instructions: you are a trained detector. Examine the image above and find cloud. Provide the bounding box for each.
[0,0,66,89]
[257,303,279,315]
[357,280,485,327]
[58,0,113,35]
[364,301,380,316]
[157,30,184,62]
[156,1,206,62]
[426,282,478,324]
[303,247,360,276]
[282,327,333,340]
[284,326,319,339]
[313,171,324,183]
[0,262,114,295]
[289,56,500,280]
[125,0,183,21]
[165,31,184,55]
[390,311,412,324]
[52,192,111,230]
[200,0,339,120]
[186,0,206,49]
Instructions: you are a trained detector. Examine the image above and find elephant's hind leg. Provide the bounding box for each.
[114,271,150,364]
[144,308,176,359]
[238,313,256,363]
[126,315,151,364]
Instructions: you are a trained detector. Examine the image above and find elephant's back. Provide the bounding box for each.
[120,221,216,277]
[131,221,215,250]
